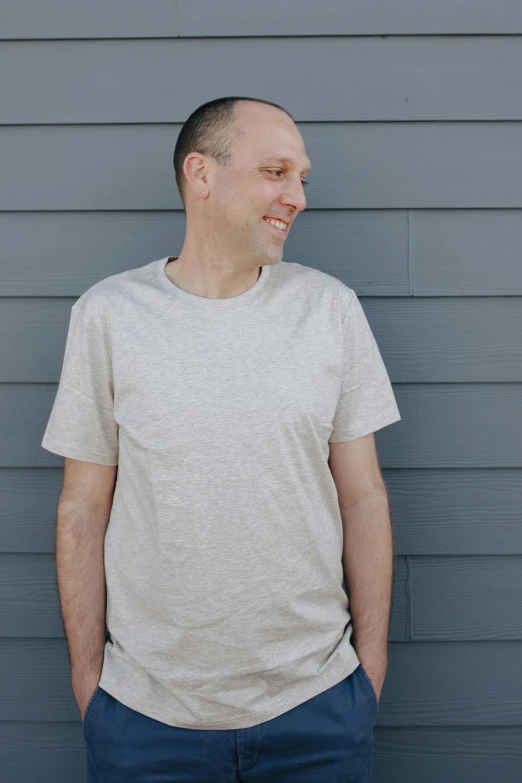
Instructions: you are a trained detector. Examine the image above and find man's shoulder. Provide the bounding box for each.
[73,258,154,322]
[279,260,355,314]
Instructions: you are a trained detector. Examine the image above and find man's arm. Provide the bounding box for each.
[55,457,117,719]
[328,432,395,702]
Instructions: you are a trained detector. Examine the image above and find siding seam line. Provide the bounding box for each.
[406,555,412,641]
[408,209,415,296]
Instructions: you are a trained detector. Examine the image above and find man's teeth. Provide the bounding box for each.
[264,218,287,230]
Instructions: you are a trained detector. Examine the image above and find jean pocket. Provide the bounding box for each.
[357,664,379,719]
[82,685,102,737]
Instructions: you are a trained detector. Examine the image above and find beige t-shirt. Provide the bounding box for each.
[41,256,401,730]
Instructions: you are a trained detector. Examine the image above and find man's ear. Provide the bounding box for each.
[183,152,212,199]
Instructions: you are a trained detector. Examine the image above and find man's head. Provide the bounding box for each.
[173,97,311,265]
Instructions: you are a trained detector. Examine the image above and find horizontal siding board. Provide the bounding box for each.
[2,123,522,210]
[1,726,521,783]
[3,468,522,557]
[410,556,522,640]
[0,723,87,783]
[0,639,77,721]
[385,384,522,468]
[3,297,522,383]
[0,469,61,553]
[414,209,522,295]
[1,300,73,383]
[2,639,522,725]
[371,727,522,783]
[3,383,522,468]
[363,298,522,382]
[3,209,522,297]
[0,211,187,297]
[0,385,70,467]
[383,641,522,726]
[294,123,522,209]
[177,1,522,37]
[0,0,177,39]
[2,38,522,123]
[0,210,409,296]
[387,469,522,555]
[0,552,407,640]
[0,555,62,637]
[2,0,522,37]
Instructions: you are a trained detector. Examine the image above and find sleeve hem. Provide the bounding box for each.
[41,438,118,466]
[328,410,401,444]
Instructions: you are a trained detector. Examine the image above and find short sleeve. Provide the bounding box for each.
[41,303,119,465]
[329,290,401,443]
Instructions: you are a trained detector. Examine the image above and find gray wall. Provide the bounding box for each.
[1,2,522,780]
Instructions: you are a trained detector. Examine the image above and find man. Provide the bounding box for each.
[42,96,401,782]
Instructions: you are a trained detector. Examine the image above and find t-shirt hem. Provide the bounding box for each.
[98,651,361,731]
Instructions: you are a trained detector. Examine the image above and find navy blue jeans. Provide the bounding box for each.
[83,664,378,782]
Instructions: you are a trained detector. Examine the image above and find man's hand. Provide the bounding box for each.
[360,659,386,703]
[72,671,101,722]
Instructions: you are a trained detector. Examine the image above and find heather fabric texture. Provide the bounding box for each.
[41,257,401,730]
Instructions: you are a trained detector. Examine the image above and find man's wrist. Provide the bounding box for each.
[356,650,387,698]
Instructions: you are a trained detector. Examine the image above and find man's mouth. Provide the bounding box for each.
[263,216,288,236]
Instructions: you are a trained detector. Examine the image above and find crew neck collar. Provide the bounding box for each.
[154,256,273,309]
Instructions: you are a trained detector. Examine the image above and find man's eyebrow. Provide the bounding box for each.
[261,156,312,174]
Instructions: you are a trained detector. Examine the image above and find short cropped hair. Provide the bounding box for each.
[173,96,294,207]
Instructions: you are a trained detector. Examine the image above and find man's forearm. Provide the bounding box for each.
[55,501,109,679]
[341,488,395,696]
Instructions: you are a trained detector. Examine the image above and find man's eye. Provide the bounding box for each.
[267,170,309,187]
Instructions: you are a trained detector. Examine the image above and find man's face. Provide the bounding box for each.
[207,103,311,263]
